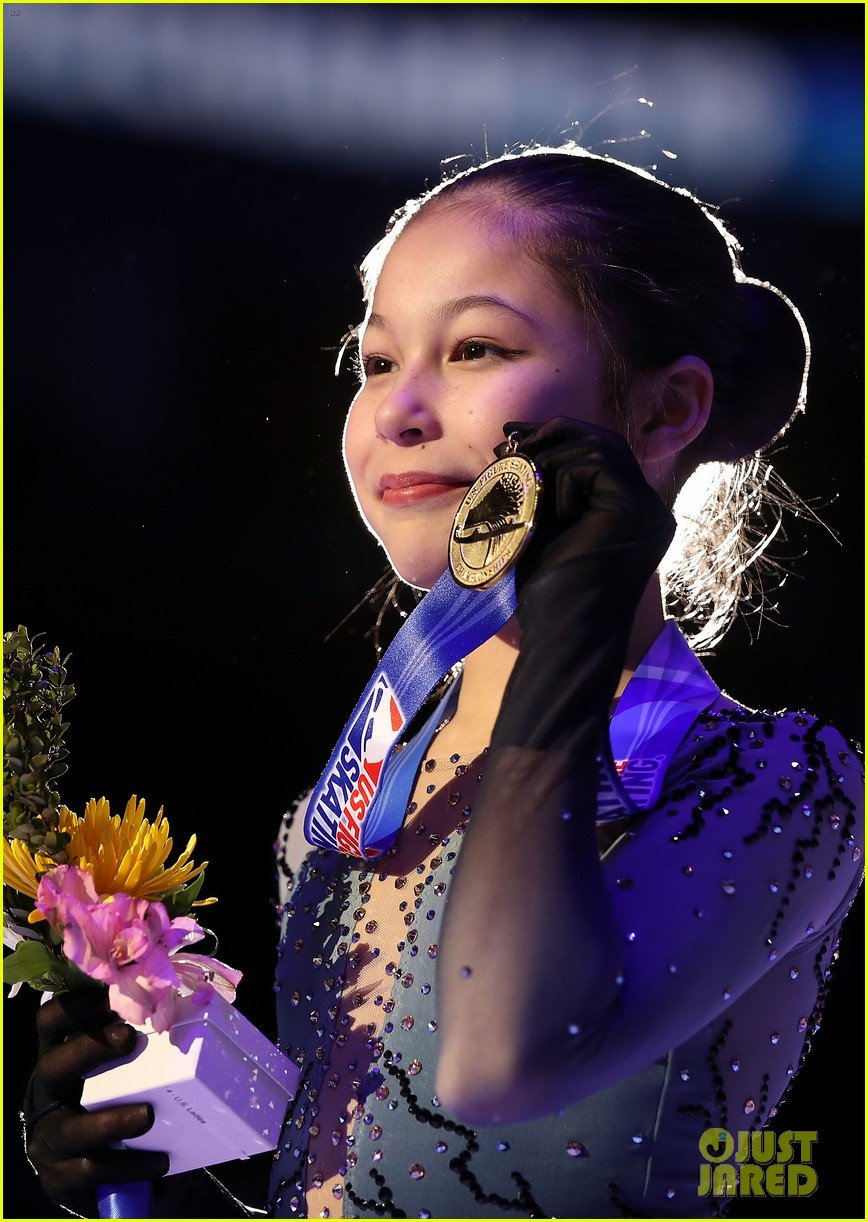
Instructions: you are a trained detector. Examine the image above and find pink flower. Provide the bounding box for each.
[34,867,242,1033]
[154,954,244,1029]
[35,865,100,935]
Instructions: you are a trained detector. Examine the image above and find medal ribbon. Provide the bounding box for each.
[304,568,517,858]
[306,552,720,859]
[596,618,720,818]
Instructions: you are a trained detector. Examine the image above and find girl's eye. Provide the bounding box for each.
[455,340,523,363]
[362,355,397,377]
[456,340,498,362]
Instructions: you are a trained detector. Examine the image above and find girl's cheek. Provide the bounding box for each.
[342,420,364,492]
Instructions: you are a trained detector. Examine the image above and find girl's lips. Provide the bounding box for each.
[381,481,470,507]
[379,471,473,507]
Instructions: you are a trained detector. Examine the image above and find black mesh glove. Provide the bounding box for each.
[21,987,170,1217]
[489,417,676,753]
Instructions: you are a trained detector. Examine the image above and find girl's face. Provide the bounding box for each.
[343,205,608,589]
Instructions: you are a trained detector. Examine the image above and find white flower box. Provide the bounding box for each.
[81,992,299,1176]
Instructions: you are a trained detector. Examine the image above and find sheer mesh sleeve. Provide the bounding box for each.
[554,708,863,1105]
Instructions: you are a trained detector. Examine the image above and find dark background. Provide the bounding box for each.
[4,4,864,1218]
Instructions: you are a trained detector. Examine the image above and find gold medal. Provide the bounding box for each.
[449,443,541,589]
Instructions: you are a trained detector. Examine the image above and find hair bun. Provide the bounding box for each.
[700,279,810,463]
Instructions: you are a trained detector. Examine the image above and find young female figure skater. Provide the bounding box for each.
[24,148,864,1219]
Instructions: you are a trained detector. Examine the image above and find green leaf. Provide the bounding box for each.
[3,939,61,985]
[163,869,207,917]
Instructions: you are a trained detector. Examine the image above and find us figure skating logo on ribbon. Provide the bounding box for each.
[307,676,405,857]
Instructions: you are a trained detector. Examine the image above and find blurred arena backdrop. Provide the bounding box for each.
[4,4,864,1217]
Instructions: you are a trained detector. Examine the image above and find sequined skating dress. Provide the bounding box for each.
[269,622,863,1218]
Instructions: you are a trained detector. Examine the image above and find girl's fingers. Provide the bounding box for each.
[31,1146,171,1207]
[71,1146,171,1182]
[38,1102,156,1158]
[36,988,120,1049]
[35,1022,138,1100]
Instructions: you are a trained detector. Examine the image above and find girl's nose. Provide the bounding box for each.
[373,370,442,446]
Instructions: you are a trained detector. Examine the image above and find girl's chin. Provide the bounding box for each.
[385,553,448,592]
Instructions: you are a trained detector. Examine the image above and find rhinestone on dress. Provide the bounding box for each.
[566,1141,588,1157]
[409,1164,426,1180]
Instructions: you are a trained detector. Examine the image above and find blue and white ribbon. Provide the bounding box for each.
[305,566,720,859]
[597,618,720,818]
[304,569,516,858]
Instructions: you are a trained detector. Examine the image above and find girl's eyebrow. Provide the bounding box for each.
[435,294,537,327]
[366,294,537,334]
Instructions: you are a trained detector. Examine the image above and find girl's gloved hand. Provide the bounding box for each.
[22,987,170,1215]
[494,417,676,618]
[489,418,677,753]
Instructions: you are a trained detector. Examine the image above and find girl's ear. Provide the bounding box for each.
[629,356,714,466]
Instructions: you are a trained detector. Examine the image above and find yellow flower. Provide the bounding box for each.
[3,796,216,920]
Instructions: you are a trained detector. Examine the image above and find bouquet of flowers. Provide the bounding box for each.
[3,628,298,1213]
[3,626,239,1023]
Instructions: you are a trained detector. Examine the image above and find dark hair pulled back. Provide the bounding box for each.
[357,145,811,651]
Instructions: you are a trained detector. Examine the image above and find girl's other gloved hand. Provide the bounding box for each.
[493,417,676,621]
[22,987,170,1216]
